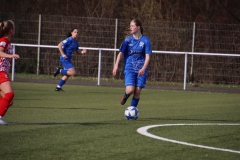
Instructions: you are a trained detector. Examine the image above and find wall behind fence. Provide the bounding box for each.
[1,12,240,85]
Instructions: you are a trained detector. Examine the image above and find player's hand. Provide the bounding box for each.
[138,68,145,76]
[62,54,68,59]
[11,54,20,59]
[112,67,118,76]
[81,49,87,54]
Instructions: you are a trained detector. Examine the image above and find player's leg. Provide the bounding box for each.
[55,68,76,91]
[0,80,14,125]
[65,68,76,76]
[120,72,136,105]
[0,89,13,106]
[54,58,75,77]
[0,88,3,100]
[53,67,62,77]
[130,87,141,107]
[55,59,75,91]
[120,85,134,105]
[58,67,76,77]
[130,72,147,107]
[55,75,69,91]
[55,69,77,91]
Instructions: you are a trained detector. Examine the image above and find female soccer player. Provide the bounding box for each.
[0,20,20,125]
[112,19,152,107]
[53,28,87,91]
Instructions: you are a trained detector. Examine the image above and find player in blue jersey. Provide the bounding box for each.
[53,28,87,91]
[112,19,152,107]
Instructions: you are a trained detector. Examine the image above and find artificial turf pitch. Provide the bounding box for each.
[0,82,240,160]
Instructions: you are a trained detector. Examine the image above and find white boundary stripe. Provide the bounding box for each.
[137,123,240,154]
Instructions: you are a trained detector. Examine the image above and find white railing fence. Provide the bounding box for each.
[11,43,240,90]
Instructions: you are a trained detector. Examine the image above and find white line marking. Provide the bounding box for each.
[137,123,240,154]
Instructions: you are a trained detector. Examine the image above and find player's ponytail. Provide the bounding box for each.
[67,31,72,37]
[133,19,143,34]
[0,20,14,38]
[140,26,143,34]
[0,21,5,38]
[67,28,78,37]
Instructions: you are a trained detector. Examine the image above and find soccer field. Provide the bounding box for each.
[0,82,240,160]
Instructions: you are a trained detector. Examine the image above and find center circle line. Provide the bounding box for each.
[137,123,240,154]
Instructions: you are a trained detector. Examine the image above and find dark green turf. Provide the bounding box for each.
[0,82,239,160]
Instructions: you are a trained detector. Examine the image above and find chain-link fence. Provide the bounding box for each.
[1,12,240,85]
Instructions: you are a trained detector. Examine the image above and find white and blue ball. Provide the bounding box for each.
[124,106,139,120]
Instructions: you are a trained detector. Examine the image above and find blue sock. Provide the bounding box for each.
[60,69,68,75]
[131,97,140,107]
[57,79,66,88]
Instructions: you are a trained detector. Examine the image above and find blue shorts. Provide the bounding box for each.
[124,71,147,89]
[60,57,74,70]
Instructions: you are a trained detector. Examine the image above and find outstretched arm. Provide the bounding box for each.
[0,48,19,59]
[112,52,123,76]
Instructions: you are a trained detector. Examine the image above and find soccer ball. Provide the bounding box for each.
[124,106,139,120]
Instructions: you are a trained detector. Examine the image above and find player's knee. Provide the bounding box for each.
[126,86,134,93]
[68,70,76,76]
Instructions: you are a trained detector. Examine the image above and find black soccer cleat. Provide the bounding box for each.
[55,87,64,92]
[53,67,61,77]
[120,94,129,105]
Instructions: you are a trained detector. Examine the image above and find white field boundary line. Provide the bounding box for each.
[137,123,240,154]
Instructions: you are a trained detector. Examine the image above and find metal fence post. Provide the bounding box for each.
[11,45,16,81]
[183,53,188,90]
[190,22,196,83]
[113,19,118,65]
[37,14,41,75]
[97,49,102,85]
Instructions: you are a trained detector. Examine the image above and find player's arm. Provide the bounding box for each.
[0,47,19,59]
[58,42,67,58]
[112,52,123,76]
[138,54,150,76]
[113,38,128,76]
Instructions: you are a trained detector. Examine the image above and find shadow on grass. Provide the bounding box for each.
[15,98,44,101]
[139,117,240,123]
[7,122,112,126]
[15,88,50,92]
[16,106,107,110]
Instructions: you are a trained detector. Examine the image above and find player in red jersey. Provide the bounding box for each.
[0,20,20,125]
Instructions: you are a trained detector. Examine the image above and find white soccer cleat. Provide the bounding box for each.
[0,118,7,125]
